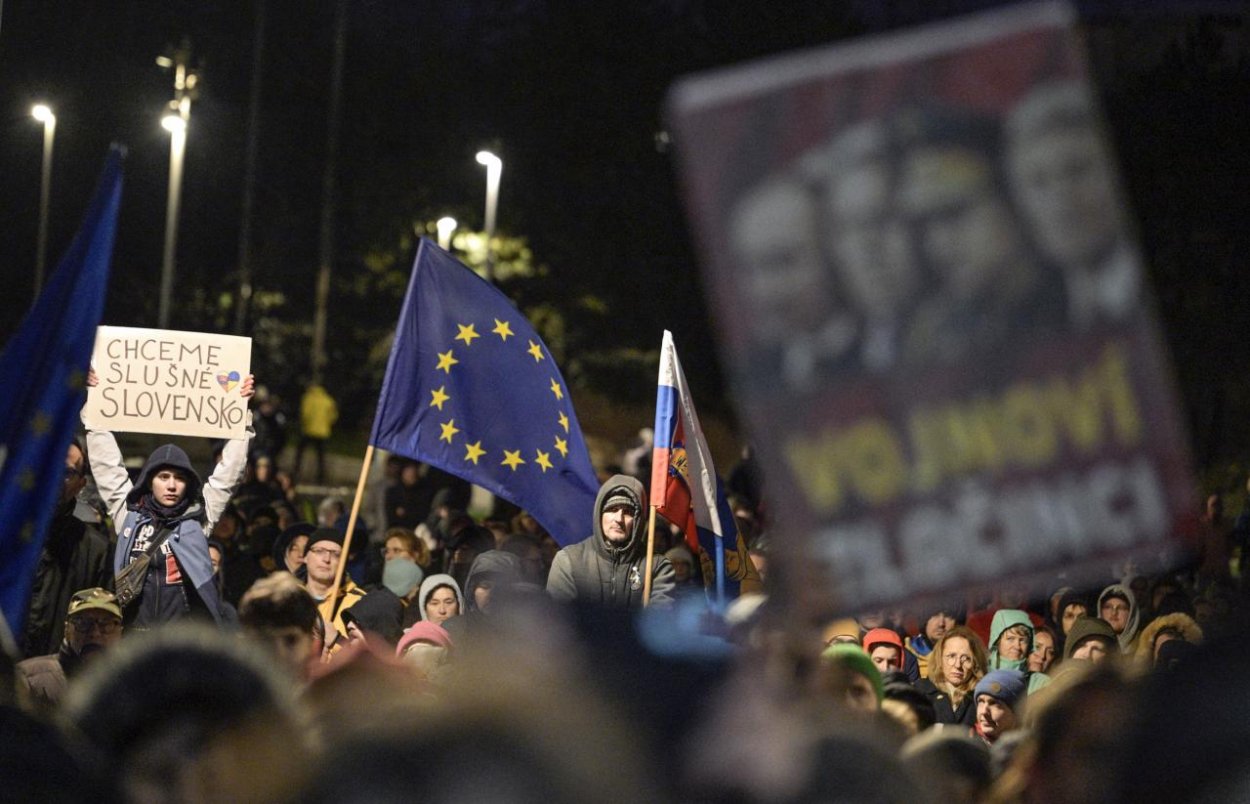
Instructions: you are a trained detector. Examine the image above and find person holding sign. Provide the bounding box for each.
[82,369,255,628]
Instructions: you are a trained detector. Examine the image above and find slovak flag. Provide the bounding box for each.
[651,330,761,608]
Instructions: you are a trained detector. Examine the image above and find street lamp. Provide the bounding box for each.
[436,216,457,251]
[475,150,502,282]
[31,103,56,295]
[156,41,198,329]
[159,106,188,330]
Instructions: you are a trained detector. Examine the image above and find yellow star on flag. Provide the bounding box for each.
[436,349,459,374]
[455,323,481,346]
[554,436,568,458]
[439,419,460,443]
[501,450,526,470]
[429,386,450,411]
[492,319,514,341]
[558,411,570,432]
[527,340,544,362]
[535,450,553,472]
[67,369,85,389]
[549,378,563,400]
[464,441,486,465]
[29,411,51,436]
[19,522,35,543]
[18,468,36,491]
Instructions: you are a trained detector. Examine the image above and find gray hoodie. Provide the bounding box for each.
[545,474,675,609]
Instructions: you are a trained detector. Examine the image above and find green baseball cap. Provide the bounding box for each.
[67,587,122,620]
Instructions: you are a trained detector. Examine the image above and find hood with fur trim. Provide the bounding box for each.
[1134,612,1203,665]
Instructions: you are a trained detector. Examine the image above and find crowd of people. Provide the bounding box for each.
[5,376,1250,803]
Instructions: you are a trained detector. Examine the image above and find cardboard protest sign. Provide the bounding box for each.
[84,326,252,439]
[668,3,1197,614]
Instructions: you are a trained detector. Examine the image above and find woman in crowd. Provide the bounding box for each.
[417,573,463,627]
[916,625,987,726]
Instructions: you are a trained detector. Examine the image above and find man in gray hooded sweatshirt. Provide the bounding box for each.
[545,474,676,609]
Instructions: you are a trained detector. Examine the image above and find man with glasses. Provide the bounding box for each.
[18,587,123,709]
[302,527,365,647]
[20,439,113,658]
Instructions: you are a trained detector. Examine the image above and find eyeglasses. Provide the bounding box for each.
[943,652,975,667]
[69,617,120,635]
[308,547,342,560]
[64,467,84,481]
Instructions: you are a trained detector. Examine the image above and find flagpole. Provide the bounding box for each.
[642,504,658,606]
[320,443,374,623]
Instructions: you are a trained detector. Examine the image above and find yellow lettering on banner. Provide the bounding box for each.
[1046,372,1104,453]
[785,432,844,514]
[844,420,907,505]
[1101,344,1141,446]
[786,342,1145,516]
[785,418,906,513]
[1001,386,1056,467]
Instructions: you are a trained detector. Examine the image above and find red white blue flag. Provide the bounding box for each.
[651,330,761,607]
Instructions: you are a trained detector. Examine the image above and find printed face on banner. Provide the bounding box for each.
[669,3,1196,615]
[83,326,253,439]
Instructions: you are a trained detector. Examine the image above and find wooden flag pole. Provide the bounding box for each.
[320,443,375,624]
[642,504,658,607]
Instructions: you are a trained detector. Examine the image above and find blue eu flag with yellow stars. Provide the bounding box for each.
[370,239,600,546]
[0,147,122,642]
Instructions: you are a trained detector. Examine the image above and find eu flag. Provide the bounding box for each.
[370,239,600,546]
[0,148,122,640]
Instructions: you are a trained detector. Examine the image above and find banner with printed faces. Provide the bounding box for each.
[84,326,252,439]
[668,2,1197,615]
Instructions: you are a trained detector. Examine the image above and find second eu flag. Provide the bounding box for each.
[370,239,600,546]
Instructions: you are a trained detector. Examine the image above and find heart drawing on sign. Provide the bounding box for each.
[217,371,241,393]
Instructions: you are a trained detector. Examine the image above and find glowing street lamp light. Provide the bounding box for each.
[159,104,189,330]
[156,40,198,329]
[31,103,57,294]
[475,150,502,281]
[436,216,457,251]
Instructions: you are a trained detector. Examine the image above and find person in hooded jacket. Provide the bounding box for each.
[463,550,524,617]
[987,609,1051,693]
[442,550,525,646]
[414,573,463,629]
[1133,611,1203,669]
[83,373,255,627]
[1097,583,1141,653]
[545,474,676,609]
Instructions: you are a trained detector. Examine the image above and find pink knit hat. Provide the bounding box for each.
[395,620,453,657]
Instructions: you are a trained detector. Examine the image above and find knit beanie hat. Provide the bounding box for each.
[863,626,905,654]
[396,621,453,657]
[382,557,425,598]
[603,489,639,512]
[822,643,884,703]
[304,527,344,554]
[973,669,1027,712]
[1063,616,1118,661]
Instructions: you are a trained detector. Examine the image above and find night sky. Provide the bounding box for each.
[2,2,1247,465]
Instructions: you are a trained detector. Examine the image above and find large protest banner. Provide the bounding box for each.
[668,2,1197,614]
[84,327,252,439]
